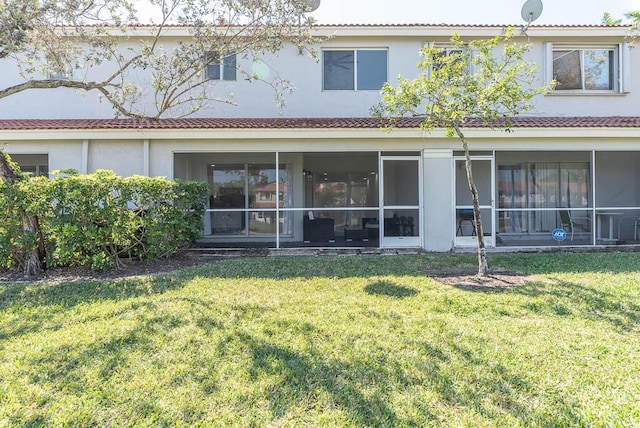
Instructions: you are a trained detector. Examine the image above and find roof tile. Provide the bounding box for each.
[1,117,640,131]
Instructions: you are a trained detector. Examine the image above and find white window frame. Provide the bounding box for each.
[544,42,630,94]
[430,42,465,58]
[204,52,237,81]
[425,42,473,77]
[47,71,69,80]
[19,164,48,177]
[322,48,388,91]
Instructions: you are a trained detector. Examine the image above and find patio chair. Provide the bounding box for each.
[456,209,475,236]
[558,209,591,241]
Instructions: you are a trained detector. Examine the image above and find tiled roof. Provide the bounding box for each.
[110,23,627,29]
[1,117,640,131]
[317,23,625,28]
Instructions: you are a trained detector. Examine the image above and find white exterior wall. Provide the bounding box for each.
[3,25,640,252]
[3,140,84,173]
[1,26,638,119]
[87,140,146,177]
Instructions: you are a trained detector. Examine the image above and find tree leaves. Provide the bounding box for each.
[0,165,209,271]
[0,0,321,118]
[375,28,552,277]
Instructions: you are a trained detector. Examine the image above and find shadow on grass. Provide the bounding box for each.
[2,254,638,425]
[236,331,400,426]
[512,278,640,331]
[12,307,586,426]
[364,280,418,298]
[1,251,639,307]
[489,251,640,275]
[3,252,639,343]
[416,338,584,426]
[0,275,187,342]
[450,275,640,331]
[0,274,185,311]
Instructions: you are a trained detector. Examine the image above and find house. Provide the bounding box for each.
[2,24,640,251]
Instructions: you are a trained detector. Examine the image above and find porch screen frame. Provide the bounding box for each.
[453,153,496,248]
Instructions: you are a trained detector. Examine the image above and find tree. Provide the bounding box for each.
[0,0,319,276]
[0,151,46,277]
[600,10,640,37]
[0,0,320,118]
[601,12,622,26]
[623,11,640,42]
[374,28,552,277]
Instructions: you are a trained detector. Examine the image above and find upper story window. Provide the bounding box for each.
[545,43,630,93]
[432,43,464,59]
[205,52,237,81]
[47,71,69,80]
[323,49,388,91]
[429,42,467,74]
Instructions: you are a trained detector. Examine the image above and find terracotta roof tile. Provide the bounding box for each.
[317,23,625,28]
[1,117,640,131]
[96,23,627,29]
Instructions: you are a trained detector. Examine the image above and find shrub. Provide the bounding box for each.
[0,169,208,271]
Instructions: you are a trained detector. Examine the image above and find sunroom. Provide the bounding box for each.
[174,150,422,248]
[456,150,640,248]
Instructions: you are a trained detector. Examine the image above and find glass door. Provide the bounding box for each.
[380,157,422,248]
[454,157,495,247]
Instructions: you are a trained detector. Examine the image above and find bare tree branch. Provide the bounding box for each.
[0,0,323,118]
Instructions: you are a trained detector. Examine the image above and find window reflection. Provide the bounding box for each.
[208,163,291,237]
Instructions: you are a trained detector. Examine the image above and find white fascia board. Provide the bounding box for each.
[517,26,629,38]
[312,26,510,38]
[311,25,629,39]
[3,126,640,142]
[63,24,630,39]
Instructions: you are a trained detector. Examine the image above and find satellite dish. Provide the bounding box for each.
[303,0,321,12]
[521,0,543,24]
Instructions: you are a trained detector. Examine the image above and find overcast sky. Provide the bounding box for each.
[309,0,640,25]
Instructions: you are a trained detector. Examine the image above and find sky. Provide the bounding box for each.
[309,0,640,25]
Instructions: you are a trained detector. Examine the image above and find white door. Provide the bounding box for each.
[454,157,495,247]
[380,157,422,248]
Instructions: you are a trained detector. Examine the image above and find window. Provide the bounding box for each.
[323,49,387,90]
[546,43,629,93]
[9,155,49,178]
[497,161,590,235]
[432,43,464,63]
[20,165,49,177]
[433,44,466,75]
[207,162,291,236]
[47,71,69,79]
[204,52,237,81]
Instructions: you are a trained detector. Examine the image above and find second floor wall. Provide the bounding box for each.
[0,25,636,119]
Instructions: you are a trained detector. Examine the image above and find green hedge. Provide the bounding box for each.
[0,169,208,270]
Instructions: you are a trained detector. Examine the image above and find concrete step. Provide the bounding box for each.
[186,247,423,259]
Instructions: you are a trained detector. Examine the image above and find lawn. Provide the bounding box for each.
[1,253,639,427]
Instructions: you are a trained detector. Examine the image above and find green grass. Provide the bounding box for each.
[1,253,639,427]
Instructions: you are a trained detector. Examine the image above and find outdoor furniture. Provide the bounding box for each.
[595,212,623,241]
[344,228,368,241]
[384,217,401,237]
[558,209,591,241]
[303,215,335,242]
[456,209,475,236]
[362,218,379,238]
[399,216,415,236]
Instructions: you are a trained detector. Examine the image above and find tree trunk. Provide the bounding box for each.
[454,125,488,277]
[0,151,45,277]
